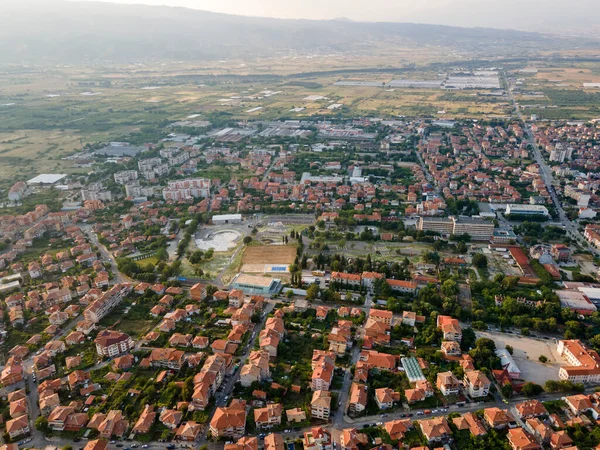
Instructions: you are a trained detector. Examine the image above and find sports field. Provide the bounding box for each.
[242,245,297,265]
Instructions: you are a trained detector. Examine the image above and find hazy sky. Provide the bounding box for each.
[67,0,600,31]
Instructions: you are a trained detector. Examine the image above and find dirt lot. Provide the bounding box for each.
[242,245,297,265]
[476,330,561,385]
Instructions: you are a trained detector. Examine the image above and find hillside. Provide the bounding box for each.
[0,0,595,63]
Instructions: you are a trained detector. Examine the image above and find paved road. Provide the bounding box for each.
[199,302,275,444]
[333,292,375,427]
[82,225,131,284]
[506,76,599,256]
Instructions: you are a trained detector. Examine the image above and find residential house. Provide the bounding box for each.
[514,400,548,420]
[175,421,202,442]
[286,408,306,423]
[209,400,247,438]
[384,419,413,441]
[311,356,334,391]
[565,394,593,416]
[5,416,30,439]
[254,403,282,428]
[484,407,514,429]
[437,315,462,341]
[436,371,460,396]
[311,390,331,421]
[304,427,332,450]
[348,383,368,415]
[131,405,156,435]
[507,428,541,450]
[159,409,183,430]
[419,417,452,443]
[375,388,400,409]
[264,433,285,450]
[340,428,368,450]
[464,370,491,398]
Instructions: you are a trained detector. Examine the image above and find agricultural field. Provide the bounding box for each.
[512,62,600,120]
[0,55,518,186]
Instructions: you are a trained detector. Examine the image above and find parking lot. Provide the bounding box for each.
[476,329,561,385]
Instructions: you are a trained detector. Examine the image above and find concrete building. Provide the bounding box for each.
[231,274,282,295]
[452,217,495,240]
[492,228,517,244]
[311,390,331,420]
[8,182,27,202]
[505,204,549,217]
[94,330,135,358]
[417,216,494,240]
[549,143,573,163]
[162,178,210,201]
[417,217,454,234]
[113,170,139,185]
[557,339,600,383]
[212,214,242,225]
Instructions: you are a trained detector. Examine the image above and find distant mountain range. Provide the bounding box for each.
[1,0,597,64]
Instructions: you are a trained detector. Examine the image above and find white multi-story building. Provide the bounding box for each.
[311,390,331,420]
[169,152,190,166]
[162,178,211,201]
[94,330,135,357]
[138,157,163,172]
[464,371,491,398]
[8,182,27,202]
[557,339,600,383]
[114,170,139,185]
[549,143,573,163]
[83,283,132,323]
[81,189,112,202]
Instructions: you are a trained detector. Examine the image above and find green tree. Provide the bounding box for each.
[472,253,488,269]
[501,382,513,399]
[35,416,49,432]
[469,338,500,370]
[441,279,459,297]
[521,382,544,397]
[423,251,441,265]
[189,250,204,264]
[156,247,169,261]
[306,284,319,301]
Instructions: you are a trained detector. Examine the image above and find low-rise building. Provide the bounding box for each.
[463,370,491,398]
[311,390,331,420]
[348,383,368,415]
[210,400,247,438]
[419,417,452,443]
[436,371,460,396]
[375,387,400,409]
[254,403,282,428]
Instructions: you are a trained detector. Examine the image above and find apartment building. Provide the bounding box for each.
[84,283,133,323]
[94,330,135,358]
[311,390,331,420]
[210,400,247,438]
